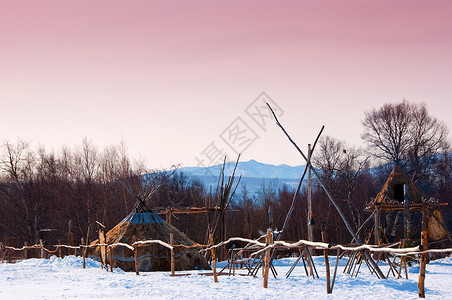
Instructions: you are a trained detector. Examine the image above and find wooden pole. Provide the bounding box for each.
[109,246,113,272]
[58,240,62,258]
[24,242,28,260]
[374,207,381,261]
[134,246,139,276]
[307,144,314,243]
[170,233,175,277]
[404,184,410,239]
[39,239,45,259]
[418,206,428,298]
[82,246,86,269]
[374,208,380,246]
[322,232,332,294]
[98,228,107,268]
[263,229,272,288]
[210,233,218,283]
[418,230,428,298]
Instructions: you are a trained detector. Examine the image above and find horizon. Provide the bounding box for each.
[2,1,452,170]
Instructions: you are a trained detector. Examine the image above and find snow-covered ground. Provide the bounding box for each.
[1,254,451,299]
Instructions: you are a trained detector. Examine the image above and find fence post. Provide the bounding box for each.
[58,240,62,258]
[82,245,86,269]
[170,233,175,276]
[263,229,272,288]
[39,239,45,259]
[134,245,140,275]
[418,230,428,298]
[418,205,428,298]
[210,233,218,283]
[24,242,28,260]
[109,246,113,272]
[322,231,332,294]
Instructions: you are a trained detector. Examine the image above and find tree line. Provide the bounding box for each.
[1,100,451,249]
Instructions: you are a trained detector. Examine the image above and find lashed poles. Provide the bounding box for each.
[267,103,386,279]
[278,125,324,241]
[266,126,324,277]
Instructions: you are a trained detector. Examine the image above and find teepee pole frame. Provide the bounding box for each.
[267,103,386,279]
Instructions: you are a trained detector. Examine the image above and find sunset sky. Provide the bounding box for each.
[1,0,451,169]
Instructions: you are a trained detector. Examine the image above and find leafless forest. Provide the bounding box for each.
[1,101,451,250]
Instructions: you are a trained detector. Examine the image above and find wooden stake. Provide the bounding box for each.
[98,228,107,268]
[210,233,218,283]
[58,240,62,258]
[263,229,272,288]
[322,232,332,294]
[109,246,113,272]
[418,230,428,298]
[82,246,86,269]
[307,144,314,244]
[39,239,45,259]
[134,246,139,276]
[170,233,175,276]
[24,242,28,260]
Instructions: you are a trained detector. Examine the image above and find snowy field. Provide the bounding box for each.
[1,255,452,299]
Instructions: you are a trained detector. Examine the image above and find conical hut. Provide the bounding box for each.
[371,165,423,204]
[367,165,448,241]
[88,206,210,272]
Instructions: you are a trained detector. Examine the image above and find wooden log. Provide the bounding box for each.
[263,229,272,288]
[210,233,218,283]
[322,232,331,294]
[170,233,175,276]
[134,246,139,276]
[418,230,428,298]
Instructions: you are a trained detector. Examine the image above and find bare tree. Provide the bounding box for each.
[362,100,450,182]
[0,140,35,240]
[313,136,370,230]
[313,135,344,191]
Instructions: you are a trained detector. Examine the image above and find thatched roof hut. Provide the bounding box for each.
[88,209,210,272]
[371,165,423,204]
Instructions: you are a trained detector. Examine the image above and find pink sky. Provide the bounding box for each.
[1,0,451,168]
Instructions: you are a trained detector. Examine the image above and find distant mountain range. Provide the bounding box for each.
[178,160,307,198]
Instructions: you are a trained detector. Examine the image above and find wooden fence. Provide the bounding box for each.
[2,230,452,298]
